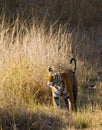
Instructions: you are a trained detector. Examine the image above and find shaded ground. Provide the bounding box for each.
[0,107,74,130]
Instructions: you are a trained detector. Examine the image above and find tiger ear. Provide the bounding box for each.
[48,67,53,72]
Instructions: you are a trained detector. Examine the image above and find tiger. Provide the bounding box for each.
[47,58,78,112]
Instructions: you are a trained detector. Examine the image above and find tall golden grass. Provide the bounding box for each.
[0,12,102,129]
[0,14,73,112]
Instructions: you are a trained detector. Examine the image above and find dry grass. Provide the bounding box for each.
[73,106,102,129]
[0,12,102,130]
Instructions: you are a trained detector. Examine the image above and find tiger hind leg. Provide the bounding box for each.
[73,89,78,112]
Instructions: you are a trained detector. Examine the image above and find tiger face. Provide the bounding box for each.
[47,69,61,87]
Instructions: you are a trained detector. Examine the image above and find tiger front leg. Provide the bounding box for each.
[52,87,60,108]
[53,97,60,107]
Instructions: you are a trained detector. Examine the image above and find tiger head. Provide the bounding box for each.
[47,68,62,87]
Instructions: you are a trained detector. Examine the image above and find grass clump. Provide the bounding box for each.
[73,107,102,129]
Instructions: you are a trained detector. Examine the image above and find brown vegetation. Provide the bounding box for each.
[0,0,102,27]
[0,0,102,129]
